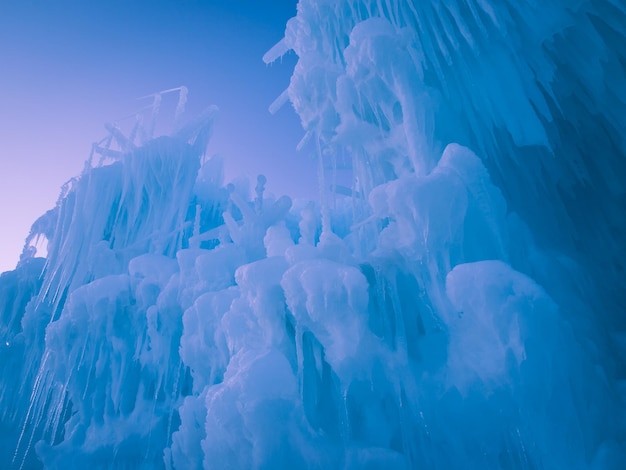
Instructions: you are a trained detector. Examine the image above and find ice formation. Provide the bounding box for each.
[1,0,625,468]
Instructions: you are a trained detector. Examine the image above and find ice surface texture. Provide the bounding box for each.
[1,0,626,468]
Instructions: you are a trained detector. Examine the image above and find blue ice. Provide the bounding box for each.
[1,1,625,468]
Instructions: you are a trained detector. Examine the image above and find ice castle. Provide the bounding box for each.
[1,0,625,468]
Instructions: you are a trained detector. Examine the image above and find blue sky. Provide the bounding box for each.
[0,0,312,273]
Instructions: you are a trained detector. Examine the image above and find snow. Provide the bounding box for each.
[1,0,626,468]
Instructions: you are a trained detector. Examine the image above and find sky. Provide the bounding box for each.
[0,0,313,273]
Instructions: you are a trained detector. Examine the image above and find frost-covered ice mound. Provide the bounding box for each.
[2,0,626,469]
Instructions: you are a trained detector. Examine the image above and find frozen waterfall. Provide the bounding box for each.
[1,0,625,468]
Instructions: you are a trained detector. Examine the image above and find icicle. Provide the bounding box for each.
[147,92,162,140]
[263,38,289,64]
[268,88,290,115]
[317,137,332,237]
[254,174,266,214]
[174,86,188,121]
[128,114,143,146]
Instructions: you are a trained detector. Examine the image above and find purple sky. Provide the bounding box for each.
[0,0,315,273]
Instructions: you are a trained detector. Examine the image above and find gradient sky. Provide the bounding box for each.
[0,0,313,273]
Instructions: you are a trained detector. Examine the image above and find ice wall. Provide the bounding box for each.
[1,0,625,468]
[270,0,626,325]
